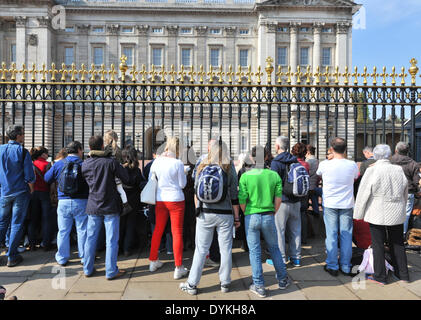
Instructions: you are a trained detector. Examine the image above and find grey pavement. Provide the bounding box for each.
[1,237,421,300]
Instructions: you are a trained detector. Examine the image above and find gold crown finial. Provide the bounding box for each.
[265,57,274,84]
[409,58,418,85]
[119,55,128,82]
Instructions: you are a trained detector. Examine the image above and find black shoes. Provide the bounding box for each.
[7,255,23,267]
[339,269,358,277]
[324,265,338,277]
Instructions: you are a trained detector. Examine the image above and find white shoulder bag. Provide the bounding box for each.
[140,170,157,205]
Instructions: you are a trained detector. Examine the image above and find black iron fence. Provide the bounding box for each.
[1,56,421,165]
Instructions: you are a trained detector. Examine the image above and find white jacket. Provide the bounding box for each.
[354,159,408,226]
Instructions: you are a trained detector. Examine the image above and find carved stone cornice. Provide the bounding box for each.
[76,24,90,34]
[195,26,208,36]
[224,26,237,36]
[107,24,120,35]
[15,16,27,28]
[166,25,179,36]
[136,24,149,35]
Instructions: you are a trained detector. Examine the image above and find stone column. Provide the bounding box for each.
[257,21,266,70]
[36,17,52,68]
[312,23,323,75]
[76,24,90,67]
[107,24,119,66]
[224,26,237,67]
[195,26,207,68]
[289,22,300,84]
[335,22,350,75]
[15,16,27,67]
[265,23,276,69]
[136,25,149,66]
[0,20,4,62]
[167,25,178,68]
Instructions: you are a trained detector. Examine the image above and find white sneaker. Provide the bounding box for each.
[174,266,189,280]
[149,260,164,272]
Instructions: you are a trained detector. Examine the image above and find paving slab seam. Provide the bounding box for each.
[5,278,29,298]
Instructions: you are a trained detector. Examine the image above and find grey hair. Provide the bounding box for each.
[275,136,289,152]
[363,146,373,153]
[395,141,409,156]
[373,144,392,160]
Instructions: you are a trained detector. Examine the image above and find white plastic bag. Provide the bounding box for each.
[140,172,157,205]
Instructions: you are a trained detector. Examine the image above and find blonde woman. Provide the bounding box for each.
[148,137,188,279]
[179,140,240,295]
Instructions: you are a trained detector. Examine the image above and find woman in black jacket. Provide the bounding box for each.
[120,146,147,256]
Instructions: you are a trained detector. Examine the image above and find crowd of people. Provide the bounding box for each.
[0,124,420,297]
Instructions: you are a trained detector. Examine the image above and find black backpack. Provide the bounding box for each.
[58,159,81,197]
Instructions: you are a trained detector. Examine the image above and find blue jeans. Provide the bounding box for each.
[245,213,288,287]
[56,199,88,265]
[323,207,353,273]
[188,213,233,287]
[28,191,52,247]
[0,192,31,260]
[404,193,415,235]
[83,214,120,279]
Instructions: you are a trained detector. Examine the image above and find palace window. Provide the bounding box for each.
[10,44,16,63]
[180,28,192,34]
[122,27,134,33]
[277,26,289,32]
[152,47,163,66]
[122,46,134,66]
[64,47,74,66]
[277,47,287,66]
[65,26,74,32]
[210,28,221,35]
[239,49,249,67]
[93,46,104,66]
[152,27,163,34]
[322,27,333,33]
[300,47,309,66]
[92,26,104,33]
[322,47,331,66]
[210,48,220,67]
[181,48,191,66]
[239,29,249,35]
[300,27,310,33]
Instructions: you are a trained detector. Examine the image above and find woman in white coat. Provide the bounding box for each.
[354,144,409,285]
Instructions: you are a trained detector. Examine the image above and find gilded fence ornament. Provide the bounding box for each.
[390,66,397,85]
[323,66,330,84]
[169,65,176,83]
[380,67,388,85]
[188,66,196,84]
[305,66,312,84]
[352,67,359,85]
[130,65,138,83]
[0,62,7,81]
[29,63,38,82]
[294,66,303,84]
[140,64,147,83]
[361,66,369,85]
[179,65,186,83]
[109,64,117,82]
[255,66,263,85]
[246,66,252,84]
[159,65,167,84]
[313,66,321,85]
[409,58,419,85]
[399,67,407,85]
[217,65,225,84]
[371,66,378,85]
[89,64,97,82]
[332,66,340,84]
[20,64,29,82]
[342,66,351,85]
[198,65,205,84]
[227,65,234,84]
[70,64,78,82]
[275,65,283,84]
[265,57,274,85]
[40,64,48,82]
[79,64,88,82]
[119,55,128,82]
[99,64,107,82]
[236,65,244,84]
[9,63,18,82]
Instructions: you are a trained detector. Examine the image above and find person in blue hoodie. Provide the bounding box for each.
[44,141,90,267]
[270,136,302,267]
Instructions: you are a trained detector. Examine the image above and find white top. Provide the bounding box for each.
[149,156,187,202]
[316,158,359,209]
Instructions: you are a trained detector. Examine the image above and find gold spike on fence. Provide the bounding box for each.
[0,56,420,86]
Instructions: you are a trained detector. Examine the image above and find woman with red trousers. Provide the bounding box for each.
[148,137,188,280]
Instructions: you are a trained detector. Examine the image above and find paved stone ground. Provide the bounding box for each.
[1,237,421,300]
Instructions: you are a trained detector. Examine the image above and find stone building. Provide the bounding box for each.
[0,0,362,159]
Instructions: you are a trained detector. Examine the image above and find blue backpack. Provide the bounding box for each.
[282,162,310,199]
[195,165,228,204]
[58,159,81,197]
